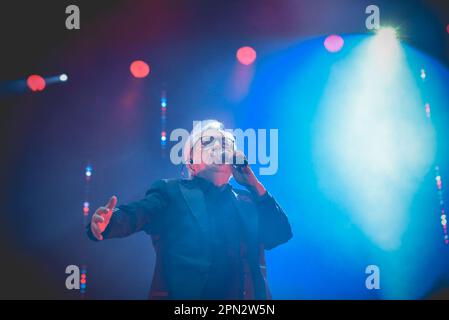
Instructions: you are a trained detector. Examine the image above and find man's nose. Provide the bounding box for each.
[212,139,223,151]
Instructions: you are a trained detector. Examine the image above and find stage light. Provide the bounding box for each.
[80,273,87,284]
[446,24,449,34]
[436,175,442,189]
[367,26,401,73]
[83,201,90,215]
[236,46,256,65]
[373,27,399,56]
[324,35,344,53]
[130,60,150,78]
[85,165,93,178]
[80,268,87,294]
[160,90,168,150]
[161,97,167,108]
[420,69,426,80]
[314,31,435,251]
[376,26,397,40]
[425,103,431,118]
[59,74,68,82]
[27,74,46,92]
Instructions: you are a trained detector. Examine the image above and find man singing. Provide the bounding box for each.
[87,120,292,299]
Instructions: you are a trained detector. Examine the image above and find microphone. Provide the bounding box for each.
[232,152,248,168]
[220,150,248,168]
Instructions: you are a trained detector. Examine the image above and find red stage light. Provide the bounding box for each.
[447,24,449,34]
[27,75,46,92]
[236,46,257,65]
[130,60,150,78]
[324,35,344,53]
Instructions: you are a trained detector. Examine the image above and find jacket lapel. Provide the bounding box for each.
[178,181,211,241]
[178,180,259,249]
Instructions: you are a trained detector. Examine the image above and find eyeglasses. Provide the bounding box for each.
[199,135,235,149]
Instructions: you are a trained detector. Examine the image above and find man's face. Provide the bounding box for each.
[189,128,234,178]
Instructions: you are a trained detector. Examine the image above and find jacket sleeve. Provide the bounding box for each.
[86,179,168,241]
[254,192,293,250]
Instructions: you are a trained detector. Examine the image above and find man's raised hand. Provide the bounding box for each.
[90,196,117,241]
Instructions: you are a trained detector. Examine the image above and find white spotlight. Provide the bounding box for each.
[375,27,398,44]
[59,74,68,82]
[371,26,400,66]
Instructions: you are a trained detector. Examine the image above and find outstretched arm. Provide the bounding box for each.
[86,179,168,241]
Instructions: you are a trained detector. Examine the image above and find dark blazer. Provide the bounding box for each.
[87,178,293,299]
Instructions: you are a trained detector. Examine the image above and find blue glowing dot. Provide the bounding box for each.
[85,171,92,177]
[80,284,86,289]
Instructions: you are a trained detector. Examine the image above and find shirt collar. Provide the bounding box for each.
[193,176,231,193]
